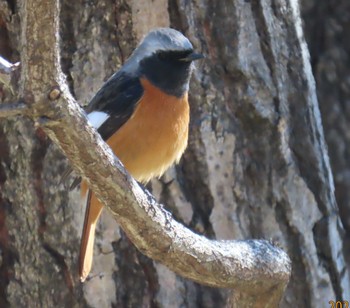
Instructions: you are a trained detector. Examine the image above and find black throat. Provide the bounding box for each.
[139,50,194,98]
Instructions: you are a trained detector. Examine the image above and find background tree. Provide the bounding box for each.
[301,0,350,270]
[0,0,348,307]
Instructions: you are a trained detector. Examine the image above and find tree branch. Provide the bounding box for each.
[0,56,20,95]
[0,56,20,74]
[0,101,28,118]
[19,0,291,306]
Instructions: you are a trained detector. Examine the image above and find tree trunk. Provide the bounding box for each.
[0,0,348,307]
[301,0,350,273]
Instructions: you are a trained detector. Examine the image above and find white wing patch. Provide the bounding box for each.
[88,111,110,129]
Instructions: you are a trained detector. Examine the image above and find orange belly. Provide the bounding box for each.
[107,77,190,182]
[81,77,190,193]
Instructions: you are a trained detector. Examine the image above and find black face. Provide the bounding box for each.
[139,49,194,98]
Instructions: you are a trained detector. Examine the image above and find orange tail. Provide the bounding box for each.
[79,181,104,282]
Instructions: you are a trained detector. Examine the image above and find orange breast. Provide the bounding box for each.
[106,78,190,183]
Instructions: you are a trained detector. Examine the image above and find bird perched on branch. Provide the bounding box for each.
[67,28,203,282]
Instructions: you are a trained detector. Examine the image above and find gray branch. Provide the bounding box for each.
[0,56,20,74]
[0,101,28,118]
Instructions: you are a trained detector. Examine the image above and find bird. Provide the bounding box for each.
[72,28,203,282]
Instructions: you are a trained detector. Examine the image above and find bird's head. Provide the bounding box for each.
[124,28,203,97]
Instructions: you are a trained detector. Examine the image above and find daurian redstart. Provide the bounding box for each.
[67,28,203,282]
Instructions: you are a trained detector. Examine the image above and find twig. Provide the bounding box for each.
[0,56,20,74]
[0,101,28,118]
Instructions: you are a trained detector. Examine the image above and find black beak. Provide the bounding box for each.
[180,52,204,62]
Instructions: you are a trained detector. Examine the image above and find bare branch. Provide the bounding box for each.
[42,85,291,305]
[0,101,28,118]
[0,56,20,96]
[18,0,291,306]
[0,56,20,74]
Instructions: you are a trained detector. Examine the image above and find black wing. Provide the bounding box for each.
[61,71,143,188]
[86,71,144,140]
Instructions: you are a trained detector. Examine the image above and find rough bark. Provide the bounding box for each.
[0,0,348,307]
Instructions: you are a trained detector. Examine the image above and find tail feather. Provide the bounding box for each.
[79,184,104,282]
